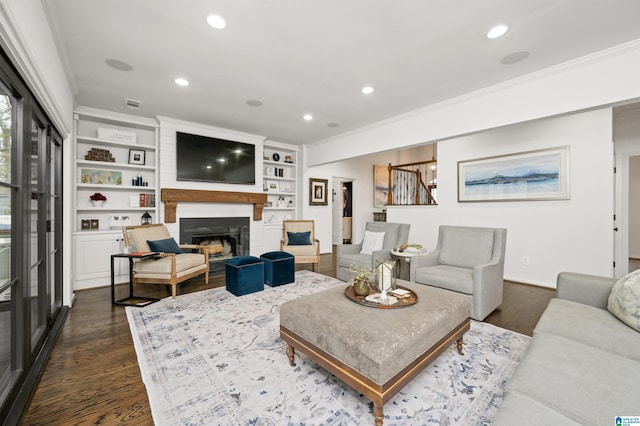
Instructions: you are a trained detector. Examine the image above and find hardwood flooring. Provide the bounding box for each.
[19,250,554,425]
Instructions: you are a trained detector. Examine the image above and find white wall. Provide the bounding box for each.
[386,109,614,287]
[0,0,73,134]
[157,117,269,255]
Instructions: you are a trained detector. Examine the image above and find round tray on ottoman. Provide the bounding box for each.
[344,285,418,309]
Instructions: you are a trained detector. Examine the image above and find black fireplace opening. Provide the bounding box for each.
[180,217,250,275]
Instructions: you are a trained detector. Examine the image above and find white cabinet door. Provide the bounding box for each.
[73,233,126,288]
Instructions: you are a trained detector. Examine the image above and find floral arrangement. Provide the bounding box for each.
[89,192,107,201]
[348,264,374,286]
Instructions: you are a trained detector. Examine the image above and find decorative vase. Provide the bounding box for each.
[353,279,370,296]
[92,200,104,207]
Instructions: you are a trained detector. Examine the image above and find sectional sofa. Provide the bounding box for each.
[492,272,640,425]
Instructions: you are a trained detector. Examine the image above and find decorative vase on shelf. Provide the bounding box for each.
[92,200,104,207]
[353,279,370,296]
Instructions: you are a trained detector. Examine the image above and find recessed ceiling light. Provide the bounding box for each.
[487,24,508,39]
[105,59,133,71]
[361,86,374,95]
[303,114,313,121]
[501,51,530,64]
[246,99,263,107]
[207,14,226,29]
[175,78,189,86]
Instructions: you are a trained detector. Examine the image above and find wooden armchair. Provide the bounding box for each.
[280,220,320,271]
[124,224,209,298]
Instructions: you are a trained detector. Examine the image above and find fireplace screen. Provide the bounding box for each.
[180,217,250,274]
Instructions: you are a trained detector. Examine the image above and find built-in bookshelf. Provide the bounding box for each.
[262,142,298,252]
[72,106,159,289]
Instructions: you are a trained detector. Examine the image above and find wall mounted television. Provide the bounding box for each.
[176,132,256,184]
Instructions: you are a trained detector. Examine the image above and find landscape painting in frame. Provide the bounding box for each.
[458,146,569,202]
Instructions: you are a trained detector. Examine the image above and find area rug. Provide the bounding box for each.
[126,270,530,425]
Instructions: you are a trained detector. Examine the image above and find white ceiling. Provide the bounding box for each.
[46,0,640,145]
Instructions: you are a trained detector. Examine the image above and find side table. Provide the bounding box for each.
[111,252,161,306]
[391,249,427,281]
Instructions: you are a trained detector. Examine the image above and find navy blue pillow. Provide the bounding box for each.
[287,231,312,245]
[147,237,184,254]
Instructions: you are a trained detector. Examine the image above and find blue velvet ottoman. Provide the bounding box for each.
[260,251,295,287]
[225,256,264,296]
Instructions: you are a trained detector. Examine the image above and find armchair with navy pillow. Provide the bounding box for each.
[280,220,320,271]
[124,223,209,298]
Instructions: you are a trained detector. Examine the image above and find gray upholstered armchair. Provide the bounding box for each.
[410,225,507,321]
[336,221,410,282]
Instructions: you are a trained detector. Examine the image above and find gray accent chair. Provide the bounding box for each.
[410,225,507,321]
[336,221,410,282]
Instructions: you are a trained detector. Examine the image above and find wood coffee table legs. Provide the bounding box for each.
[281,319,470,426]
[287,345,296,366]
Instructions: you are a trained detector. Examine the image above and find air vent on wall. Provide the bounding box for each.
[124,97,142,109]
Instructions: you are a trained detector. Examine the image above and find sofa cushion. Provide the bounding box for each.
[132,253,205,274]
[147,237,184,254]
[607,269,640,332]
[492,390,584,425]
[414,265,474,294]
[286,231,312,245]
[439,227,494,269]
[503,332,640,426]
[283,243,317,258]
[535,298,640,361]
[338,252,373,269]
[360,230,385,255]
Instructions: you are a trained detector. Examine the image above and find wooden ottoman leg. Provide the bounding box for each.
[456,336,464,355]
[286,345,296,367]
[374,403,384,426]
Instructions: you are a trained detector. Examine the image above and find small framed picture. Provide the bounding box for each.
[128,149,146,165]
[309,178,328,206]
[90,219,99,229]
[81,219,90,230]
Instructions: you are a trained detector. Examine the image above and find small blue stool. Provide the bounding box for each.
[225,256,264,296]
[260,251,295,287]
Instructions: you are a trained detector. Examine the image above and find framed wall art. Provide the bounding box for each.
[128,149,146,165]
[458,146,570,202]
[373,164,390,208]
[309,178,328,206]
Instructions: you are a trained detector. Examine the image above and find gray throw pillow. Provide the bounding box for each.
[608,269,640,332]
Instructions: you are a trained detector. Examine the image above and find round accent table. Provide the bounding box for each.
[391,249,427,281]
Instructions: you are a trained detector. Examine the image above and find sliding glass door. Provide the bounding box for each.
[0,85,16,413]
[0,48,64,421]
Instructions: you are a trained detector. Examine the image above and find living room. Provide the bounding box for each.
[2,1,640,424]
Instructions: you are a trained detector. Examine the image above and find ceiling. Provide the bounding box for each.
[45,0,640,146]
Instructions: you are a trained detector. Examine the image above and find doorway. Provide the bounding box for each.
[332,177,354,245]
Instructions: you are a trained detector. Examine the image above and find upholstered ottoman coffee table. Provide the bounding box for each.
[280,279,470,426]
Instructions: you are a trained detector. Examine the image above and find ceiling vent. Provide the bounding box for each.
[124,98,142,109]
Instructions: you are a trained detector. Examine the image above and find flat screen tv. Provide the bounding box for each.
[176,132,256,184]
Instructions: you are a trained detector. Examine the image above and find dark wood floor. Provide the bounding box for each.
[20,250,555,425]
